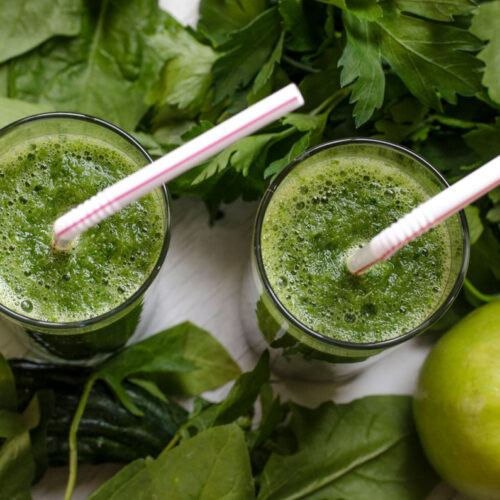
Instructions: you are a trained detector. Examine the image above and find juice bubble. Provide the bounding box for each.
[21,300,33,312]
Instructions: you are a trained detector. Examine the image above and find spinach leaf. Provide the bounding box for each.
[89,425,254,500]
[257,396,438,499]
[470,0,500,105]
[0,97,53,129]
[0,0,82,65]
[9,0,167,130]
[64,322,240,498]
[0,431,35,500]
[95,321,241,414]
[179,351,270,439]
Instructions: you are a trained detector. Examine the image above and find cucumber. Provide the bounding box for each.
[9,359,188,466]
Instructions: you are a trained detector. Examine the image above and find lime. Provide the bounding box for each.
[414,301,500,499]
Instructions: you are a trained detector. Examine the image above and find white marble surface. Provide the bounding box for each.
[1,0,463,498]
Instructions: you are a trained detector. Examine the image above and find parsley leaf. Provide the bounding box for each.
[470,0,500,105]
[211,8,282,103]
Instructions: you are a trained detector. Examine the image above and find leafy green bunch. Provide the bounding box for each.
[0,324,439,500]
[0,0,499,322]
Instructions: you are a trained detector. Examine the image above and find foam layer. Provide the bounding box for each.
[0,135,165,323]
[261,156,451,343]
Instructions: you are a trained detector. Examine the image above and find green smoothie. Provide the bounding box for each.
[260,156,451,343]
[0,134,164,323]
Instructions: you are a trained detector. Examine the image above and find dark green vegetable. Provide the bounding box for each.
[10,359,188,466]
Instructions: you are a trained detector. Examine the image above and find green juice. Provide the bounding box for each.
[0,134,164,324]
[260,156,451,344]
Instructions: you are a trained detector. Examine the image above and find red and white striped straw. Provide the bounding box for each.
[347,155,500,275]
[53,84,304,250]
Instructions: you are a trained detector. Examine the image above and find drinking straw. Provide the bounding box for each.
[53,84,304,250]
[346,155,500,275]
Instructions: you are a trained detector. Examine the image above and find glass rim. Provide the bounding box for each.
[0,111,171,331]
[254,137,470,351]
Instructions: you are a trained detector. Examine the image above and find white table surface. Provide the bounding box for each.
[0,1,463,498]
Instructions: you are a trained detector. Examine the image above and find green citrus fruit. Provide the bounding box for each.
[414,301,500,499]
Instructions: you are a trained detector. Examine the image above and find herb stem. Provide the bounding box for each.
[64,375,97,500]
[282,55,320,74]
[161,431,181,456]
[311,86,352,116]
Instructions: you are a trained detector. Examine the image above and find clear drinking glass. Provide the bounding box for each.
[241,138,470,382]
[0,113,170,361]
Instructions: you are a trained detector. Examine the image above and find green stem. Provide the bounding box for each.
[64,375,97,500]
[282,55,320,74]
[160,431,181,457]
[464,278,500,303]
[311,85,352,116]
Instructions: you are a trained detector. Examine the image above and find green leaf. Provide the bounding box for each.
[215,351,270,426]
[264,133,311,180]
[489,186,500,205]
[96,322,240,414]
[193,133,284,184]
[248,33,285,104]
[465,206,484,245]
[339,4,483,125]
[89,425,254,500]
[463,120,500,163]
[392,0,474,22]
[257,396,438,500]
[180,352,270,439]
[147,13,216,115]
[470,1,500,105]
[0,431,36,500]
[487,205,500,223]
[10,0,167,130]
[339,12,385,127]
[278,0,320,52]
[376,6,483,109]
[198,0,270,46]
[0,354,16,412]
[212,8,282,103]
[0,0,82,64]
[318,0,382,21]
[0,97,53,129]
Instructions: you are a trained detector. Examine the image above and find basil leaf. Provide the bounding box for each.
[0,0,82,64]
[89,425,254,500]
[257,396,438,499]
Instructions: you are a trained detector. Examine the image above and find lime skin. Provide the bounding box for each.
[414,301,500,499]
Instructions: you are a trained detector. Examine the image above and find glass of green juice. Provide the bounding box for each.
[0,113,170,361]
[241,138,469,381]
